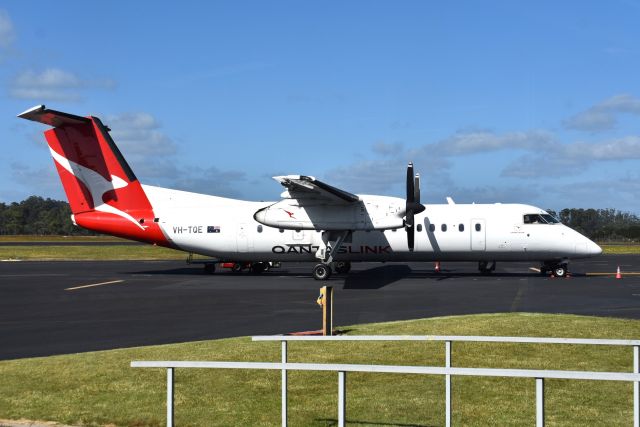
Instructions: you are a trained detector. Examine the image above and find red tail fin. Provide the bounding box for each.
[18,105,171,246]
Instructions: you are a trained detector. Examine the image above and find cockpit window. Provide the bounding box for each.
[523,214,560,224]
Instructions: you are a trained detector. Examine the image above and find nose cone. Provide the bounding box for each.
[589,241,603,256]
[575,238,602,257]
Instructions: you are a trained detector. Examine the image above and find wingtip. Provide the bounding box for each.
[17,104,45,119]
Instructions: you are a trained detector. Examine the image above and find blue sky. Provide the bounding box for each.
[2,1,640,213]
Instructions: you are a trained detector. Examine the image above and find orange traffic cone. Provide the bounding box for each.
[435,261,441,273]
[616,266,622,279]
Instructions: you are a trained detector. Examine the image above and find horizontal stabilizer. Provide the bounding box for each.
[17,105,90,127]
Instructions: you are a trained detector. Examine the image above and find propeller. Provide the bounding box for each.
[405,162,426,251]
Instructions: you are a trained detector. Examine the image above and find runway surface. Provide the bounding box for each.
[1,256,639,360]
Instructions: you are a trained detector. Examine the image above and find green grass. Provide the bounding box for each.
[0,235,127,243]
[601,244,640,254]
[0,245,188,261]
[1,313,638,426]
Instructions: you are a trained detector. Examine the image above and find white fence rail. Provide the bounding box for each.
[132,335,640,427]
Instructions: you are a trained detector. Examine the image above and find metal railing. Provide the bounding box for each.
[131,335,640,427]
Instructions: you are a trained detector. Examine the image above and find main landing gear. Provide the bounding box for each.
[540,262,569,278]
[478,261,496,274]
[312,261,352,280]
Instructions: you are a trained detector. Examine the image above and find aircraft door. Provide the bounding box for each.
[471,219,486,251]
[237,222,252,252]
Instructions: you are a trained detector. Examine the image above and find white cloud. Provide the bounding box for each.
[9,68,116,101]
[564,94,640,132]
[431,129,555,155]
[0,9,15,49]
[501,136,640,178]
[10,162,65,198]
[106,112,176,156]
[102,111,246,197]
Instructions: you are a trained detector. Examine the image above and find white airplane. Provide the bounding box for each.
[18,105,602,280]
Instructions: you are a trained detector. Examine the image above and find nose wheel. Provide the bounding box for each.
[541,262,569,277]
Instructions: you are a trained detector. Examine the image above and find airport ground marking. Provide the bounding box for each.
[65,279,125,291]
[586,272,640,276]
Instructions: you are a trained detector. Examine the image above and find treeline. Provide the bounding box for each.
[2,197,640,241]
[0,196,96,236]
[547,208,640,242]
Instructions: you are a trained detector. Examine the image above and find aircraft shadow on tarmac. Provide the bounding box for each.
[127,265,575,289]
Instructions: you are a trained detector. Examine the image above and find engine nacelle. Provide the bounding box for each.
[253,197,405,231]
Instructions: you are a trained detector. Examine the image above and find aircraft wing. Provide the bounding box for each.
[273,175,360,203]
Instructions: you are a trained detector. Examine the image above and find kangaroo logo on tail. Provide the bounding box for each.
[48,147,145,230]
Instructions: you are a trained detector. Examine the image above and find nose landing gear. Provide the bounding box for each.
[541,262,569,278]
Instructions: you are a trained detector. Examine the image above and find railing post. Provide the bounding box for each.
[445,340,451,427]
[634,345,639,427]
[338,371,346,427]
[536,378,544,427]
[282,340,288,427]
[167,367,174,427]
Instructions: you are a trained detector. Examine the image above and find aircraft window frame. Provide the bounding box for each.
[429,224,435,232]
[441,224,447,232]
[417,224,423,232]
[475,223,481,232]
[257,225,263,233]
[524,214,559,224]
[459,224,464,232]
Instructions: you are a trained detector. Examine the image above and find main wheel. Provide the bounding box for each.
[478,261,494,274]
[334,261,351,274]
[231,263,243,273]
[203,263,216,274]
[251,262,267,274]
[312,263,332,280]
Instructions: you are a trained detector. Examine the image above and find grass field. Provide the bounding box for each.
[0,313,638,426]
[0,245,188,261]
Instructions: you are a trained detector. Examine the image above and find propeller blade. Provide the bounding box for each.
[407,223,415,251]
[406,162,414,203]
[404,162,423,251]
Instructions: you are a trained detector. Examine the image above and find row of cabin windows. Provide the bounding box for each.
[417,223,481,232]
[264,224,483,233]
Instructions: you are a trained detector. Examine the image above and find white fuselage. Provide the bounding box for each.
[144,185,602,263]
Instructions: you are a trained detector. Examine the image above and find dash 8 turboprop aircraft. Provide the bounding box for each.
[19,105,602,279]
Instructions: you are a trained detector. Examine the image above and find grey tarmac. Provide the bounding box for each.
[1,255,639,360]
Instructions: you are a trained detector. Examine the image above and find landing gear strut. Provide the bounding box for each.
[312,230,352,280]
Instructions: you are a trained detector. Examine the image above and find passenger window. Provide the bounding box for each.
[429,224,435,232]
[459,224,464,232]
[417,224,422,232]
[475,223,481,232]
[257,225,263,233]
[441,224,447,232]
